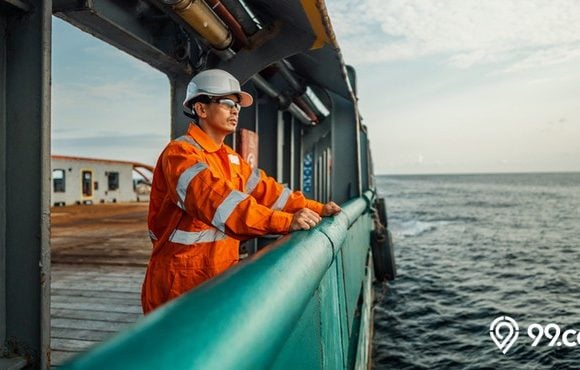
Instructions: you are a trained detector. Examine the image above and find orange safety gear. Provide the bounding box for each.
[141,123,324,313]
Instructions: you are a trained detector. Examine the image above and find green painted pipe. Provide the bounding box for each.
[60,193,373,370]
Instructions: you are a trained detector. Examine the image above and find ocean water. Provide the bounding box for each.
[372,172,580,370]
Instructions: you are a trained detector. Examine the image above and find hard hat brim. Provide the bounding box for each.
[238,91,253,107]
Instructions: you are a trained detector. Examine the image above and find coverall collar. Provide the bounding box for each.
[187,123,222,153]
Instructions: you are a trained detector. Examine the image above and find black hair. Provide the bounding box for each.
[192,95,211,105]
[184,95,211,120]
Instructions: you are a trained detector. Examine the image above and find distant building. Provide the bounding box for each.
[51,155,153,206]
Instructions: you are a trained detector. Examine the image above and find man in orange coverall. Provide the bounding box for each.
[141,69,341,313]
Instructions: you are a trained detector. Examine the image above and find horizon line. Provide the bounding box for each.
[376,170,580,176]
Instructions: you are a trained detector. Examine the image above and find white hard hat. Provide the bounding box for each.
[183,69,253,115]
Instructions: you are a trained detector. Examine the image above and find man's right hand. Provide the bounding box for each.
[290,208,322,231]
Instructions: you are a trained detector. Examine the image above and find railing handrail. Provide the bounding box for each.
[60,191,374,370]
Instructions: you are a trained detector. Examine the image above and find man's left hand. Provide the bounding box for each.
[322,201,341,217]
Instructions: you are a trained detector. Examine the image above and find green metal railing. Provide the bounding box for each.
[60,191,375,370]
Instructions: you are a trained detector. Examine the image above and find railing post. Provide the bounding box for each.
[1,1,52,368]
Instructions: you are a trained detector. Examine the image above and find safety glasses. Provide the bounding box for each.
[211,97,241,111]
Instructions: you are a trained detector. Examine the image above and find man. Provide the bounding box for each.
[141,69,341,313]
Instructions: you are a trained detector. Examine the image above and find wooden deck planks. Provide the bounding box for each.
[50,203,151,367]
[51,288,140,300]
[52,318,131,332]
[50,264,146,366]
[51,338,101,352]
[52,328,118,343]
[51,308,141,323]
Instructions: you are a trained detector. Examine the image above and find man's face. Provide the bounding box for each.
[196,94,241,135]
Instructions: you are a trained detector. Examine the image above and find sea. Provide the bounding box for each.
[372,172,580,370]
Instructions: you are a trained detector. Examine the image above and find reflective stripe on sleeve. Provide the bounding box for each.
[175,135,202,150]
[271,187,292,211]
[176,162,208,209]
[168,228,226,245]
[212,190,249,232]
[244,167,261,194]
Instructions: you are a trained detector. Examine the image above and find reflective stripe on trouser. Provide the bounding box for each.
[149,230,158,241]
[176,162,208,209]
[168,228,226,244]
[271,187,291,210]
[212,190,249,232]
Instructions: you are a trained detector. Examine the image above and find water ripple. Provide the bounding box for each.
[373,173,580,370]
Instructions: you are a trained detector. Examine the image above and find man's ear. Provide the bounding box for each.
[194,102,207,118]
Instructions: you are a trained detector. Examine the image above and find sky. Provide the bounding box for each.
[51,20,170,167]
[52,1,580,174]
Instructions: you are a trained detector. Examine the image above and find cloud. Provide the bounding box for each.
[53,80,158,102]
[326,0,580,69]
[501,45,580,73]
[52,133,166,148]
[83,45,158,74]
[544,117,568,127]
[84,81,152,100]
[52,133,169,166]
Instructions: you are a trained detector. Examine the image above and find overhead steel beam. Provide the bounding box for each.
[217,21,315,83]
[53,0,193,78]
[1,0,52,368]
[288,46,353,101]
[0,0,31,12]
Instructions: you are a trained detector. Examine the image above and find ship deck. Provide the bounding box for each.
[50,203,150,367]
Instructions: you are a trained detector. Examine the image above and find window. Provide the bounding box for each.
[53,169,65,192]
[107,172,119,191]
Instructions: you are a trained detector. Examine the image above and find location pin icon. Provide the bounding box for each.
[490,316,519,354]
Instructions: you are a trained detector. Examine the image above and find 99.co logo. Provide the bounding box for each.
[490,316,580,354]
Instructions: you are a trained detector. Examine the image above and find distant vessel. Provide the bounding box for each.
[0,0,395,368]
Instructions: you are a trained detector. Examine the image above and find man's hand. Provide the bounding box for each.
[322,201,341,217]
[290,208,322,231]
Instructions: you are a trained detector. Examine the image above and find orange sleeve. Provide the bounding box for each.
[305,199,325,216]
[162,143,293,236]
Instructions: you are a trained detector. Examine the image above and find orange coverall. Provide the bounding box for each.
[141,123,324,313]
